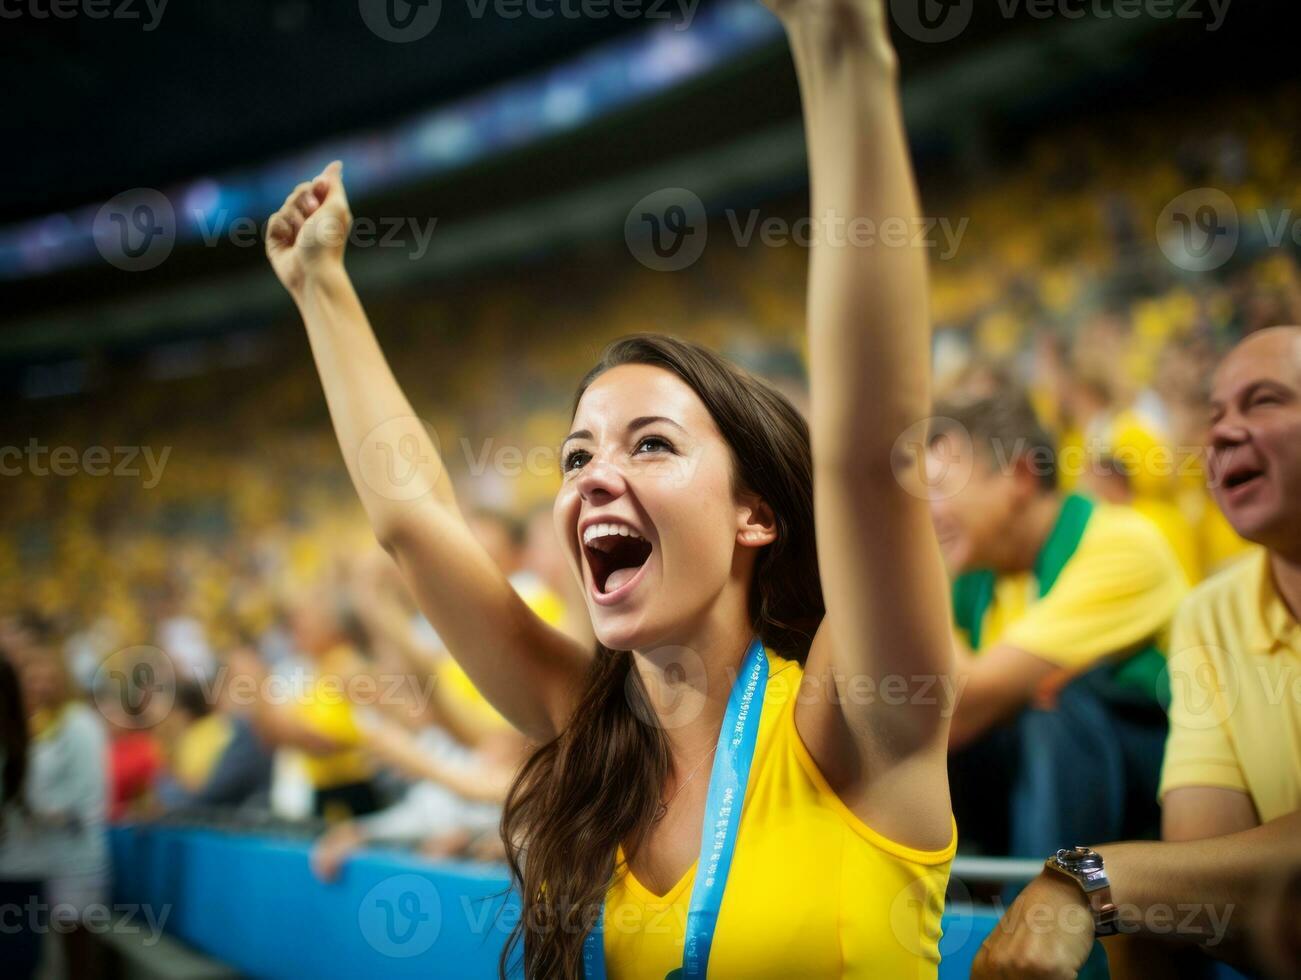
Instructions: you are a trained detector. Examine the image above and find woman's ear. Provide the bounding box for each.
[736,493,779,548]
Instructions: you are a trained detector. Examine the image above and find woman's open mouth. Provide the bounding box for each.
[581,521,654,606]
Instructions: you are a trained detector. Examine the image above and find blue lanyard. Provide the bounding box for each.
[583,637,770,980]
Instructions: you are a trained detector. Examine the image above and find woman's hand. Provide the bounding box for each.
[971,872,1097,979]
[265,160,352,298]
[761,0,895,66]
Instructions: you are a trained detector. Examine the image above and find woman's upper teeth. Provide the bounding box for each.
[583,522,645,545]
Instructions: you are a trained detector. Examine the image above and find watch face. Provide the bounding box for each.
[1057,847,1103,873]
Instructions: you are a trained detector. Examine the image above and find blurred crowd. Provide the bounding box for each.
[3,85,1301,975]
[0,506,590,978]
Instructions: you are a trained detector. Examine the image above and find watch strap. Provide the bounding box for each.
[1045,853,1121,937]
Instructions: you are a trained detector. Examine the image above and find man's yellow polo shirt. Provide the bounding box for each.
[1159,550,1301,823]
[967,502,1188,671]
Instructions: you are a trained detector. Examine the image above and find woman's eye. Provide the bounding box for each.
[634,436,674,455]
[562,449,590,472]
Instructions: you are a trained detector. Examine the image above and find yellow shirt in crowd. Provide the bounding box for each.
[1159,550,1301,823]
[1106,408,1169,502]
[1131,497,1201,586]
[295,645,373,789]
[173,713,235,791]
[1096,408,1206,583]
[603,649,956,979]
[969,502,1188,670]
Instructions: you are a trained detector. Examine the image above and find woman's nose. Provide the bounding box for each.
[575,455,626,503]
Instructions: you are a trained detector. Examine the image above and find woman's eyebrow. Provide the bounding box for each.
[627,416,686,435]
[560,428,591,449]
[561,416,685,449]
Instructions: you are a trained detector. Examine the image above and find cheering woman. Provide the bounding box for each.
[266,0,956,976]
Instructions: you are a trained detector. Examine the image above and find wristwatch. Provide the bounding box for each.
[1044,846,1121,936]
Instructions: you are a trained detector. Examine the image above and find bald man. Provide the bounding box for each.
[1160,325,1301,842]
[972,327,1301,979]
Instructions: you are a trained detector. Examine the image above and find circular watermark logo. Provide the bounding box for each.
[358,0,441,42]
[92,645,176,729]
[625,188,707,272]
[890,0,974,44]
[891,416,973,500]
[1159,643,1240,732]
[936,873,975,956]
[890,870,969,957]
[626,645,709,731]
[1156,188,1239,273]
[358,874,443,957]
[357,415,445,502]
[92,188,176,272]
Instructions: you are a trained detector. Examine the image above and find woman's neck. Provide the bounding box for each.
[632,611,756,767]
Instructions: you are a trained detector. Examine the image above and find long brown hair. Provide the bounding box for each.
[499,334,823,978]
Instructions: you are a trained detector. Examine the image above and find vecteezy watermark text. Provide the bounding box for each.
[357,0,699,45]
[197,211,439,261]
[0,899,171,946]
[625,188,970,273]
[0,441,170,488]
[725,210,969,260]
[0,0,169,30]
[93,187,442,272]
[889,0,1231,45]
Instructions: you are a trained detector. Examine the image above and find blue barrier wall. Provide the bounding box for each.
[109,825,1014,979]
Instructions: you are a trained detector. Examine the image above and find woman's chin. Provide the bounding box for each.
[594,623,641,652]
[592,612,657,654]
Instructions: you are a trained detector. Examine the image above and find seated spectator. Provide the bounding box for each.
[2,644,109,980]
[287,587,381,820]
[1160,327,1301,838]
[155,681,273,810]
[929,392,1188,859]
[971,326,1301,978]
[236,587,382,822]
[310,713,517,881]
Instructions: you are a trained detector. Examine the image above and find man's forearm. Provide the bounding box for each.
[1098,811,1301,948]
[975,813,1301,979]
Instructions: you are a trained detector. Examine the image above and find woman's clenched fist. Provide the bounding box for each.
[265,160,352,297]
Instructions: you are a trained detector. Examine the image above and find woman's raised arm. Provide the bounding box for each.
[265,162,591,742]
[774,1,955,847]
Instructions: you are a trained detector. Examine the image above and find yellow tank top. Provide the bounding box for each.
[603,649,956,979]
